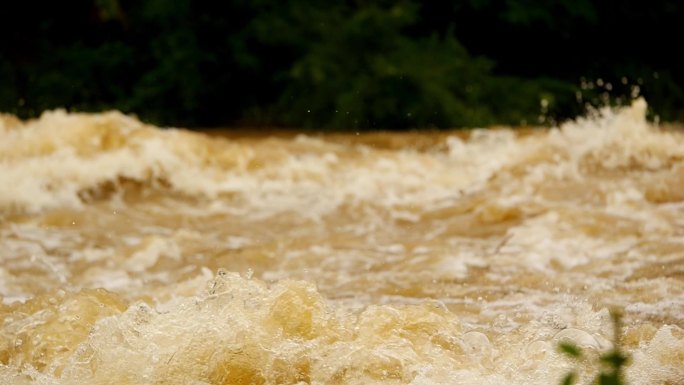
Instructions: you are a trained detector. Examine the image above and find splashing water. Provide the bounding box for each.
[0,99,682,384]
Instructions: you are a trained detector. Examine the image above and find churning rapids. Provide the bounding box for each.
[0,99,682,384]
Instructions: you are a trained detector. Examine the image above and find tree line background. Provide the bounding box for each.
[1,0,682,129]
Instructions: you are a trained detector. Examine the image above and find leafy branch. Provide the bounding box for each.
[558,309,630,385]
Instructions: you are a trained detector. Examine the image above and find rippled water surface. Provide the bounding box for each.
[1,100,682,384]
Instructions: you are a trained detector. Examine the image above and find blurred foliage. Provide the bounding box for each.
[1,0,682,128]
[558,309,630,385]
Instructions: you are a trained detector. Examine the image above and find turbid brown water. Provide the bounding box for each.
[0,99,682,384]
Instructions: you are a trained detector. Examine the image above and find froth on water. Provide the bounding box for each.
[0,100,683,384]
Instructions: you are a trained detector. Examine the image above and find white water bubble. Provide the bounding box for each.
[552,328,601,350]
[525,340,550,360]
[462,331,491,355]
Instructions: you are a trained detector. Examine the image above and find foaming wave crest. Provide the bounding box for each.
[2,272,680,385]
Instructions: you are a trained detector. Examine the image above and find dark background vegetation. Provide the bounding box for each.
[1,0,682,129]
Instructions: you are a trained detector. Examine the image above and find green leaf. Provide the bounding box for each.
[559,342,582,358]
[561,372,576,385]
[597,372,622,385]
[600,351,629,369]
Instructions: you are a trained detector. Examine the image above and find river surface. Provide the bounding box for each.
[0,99,682,384]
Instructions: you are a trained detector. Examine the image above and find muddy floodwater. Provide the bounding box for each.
[0,99,682,384]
